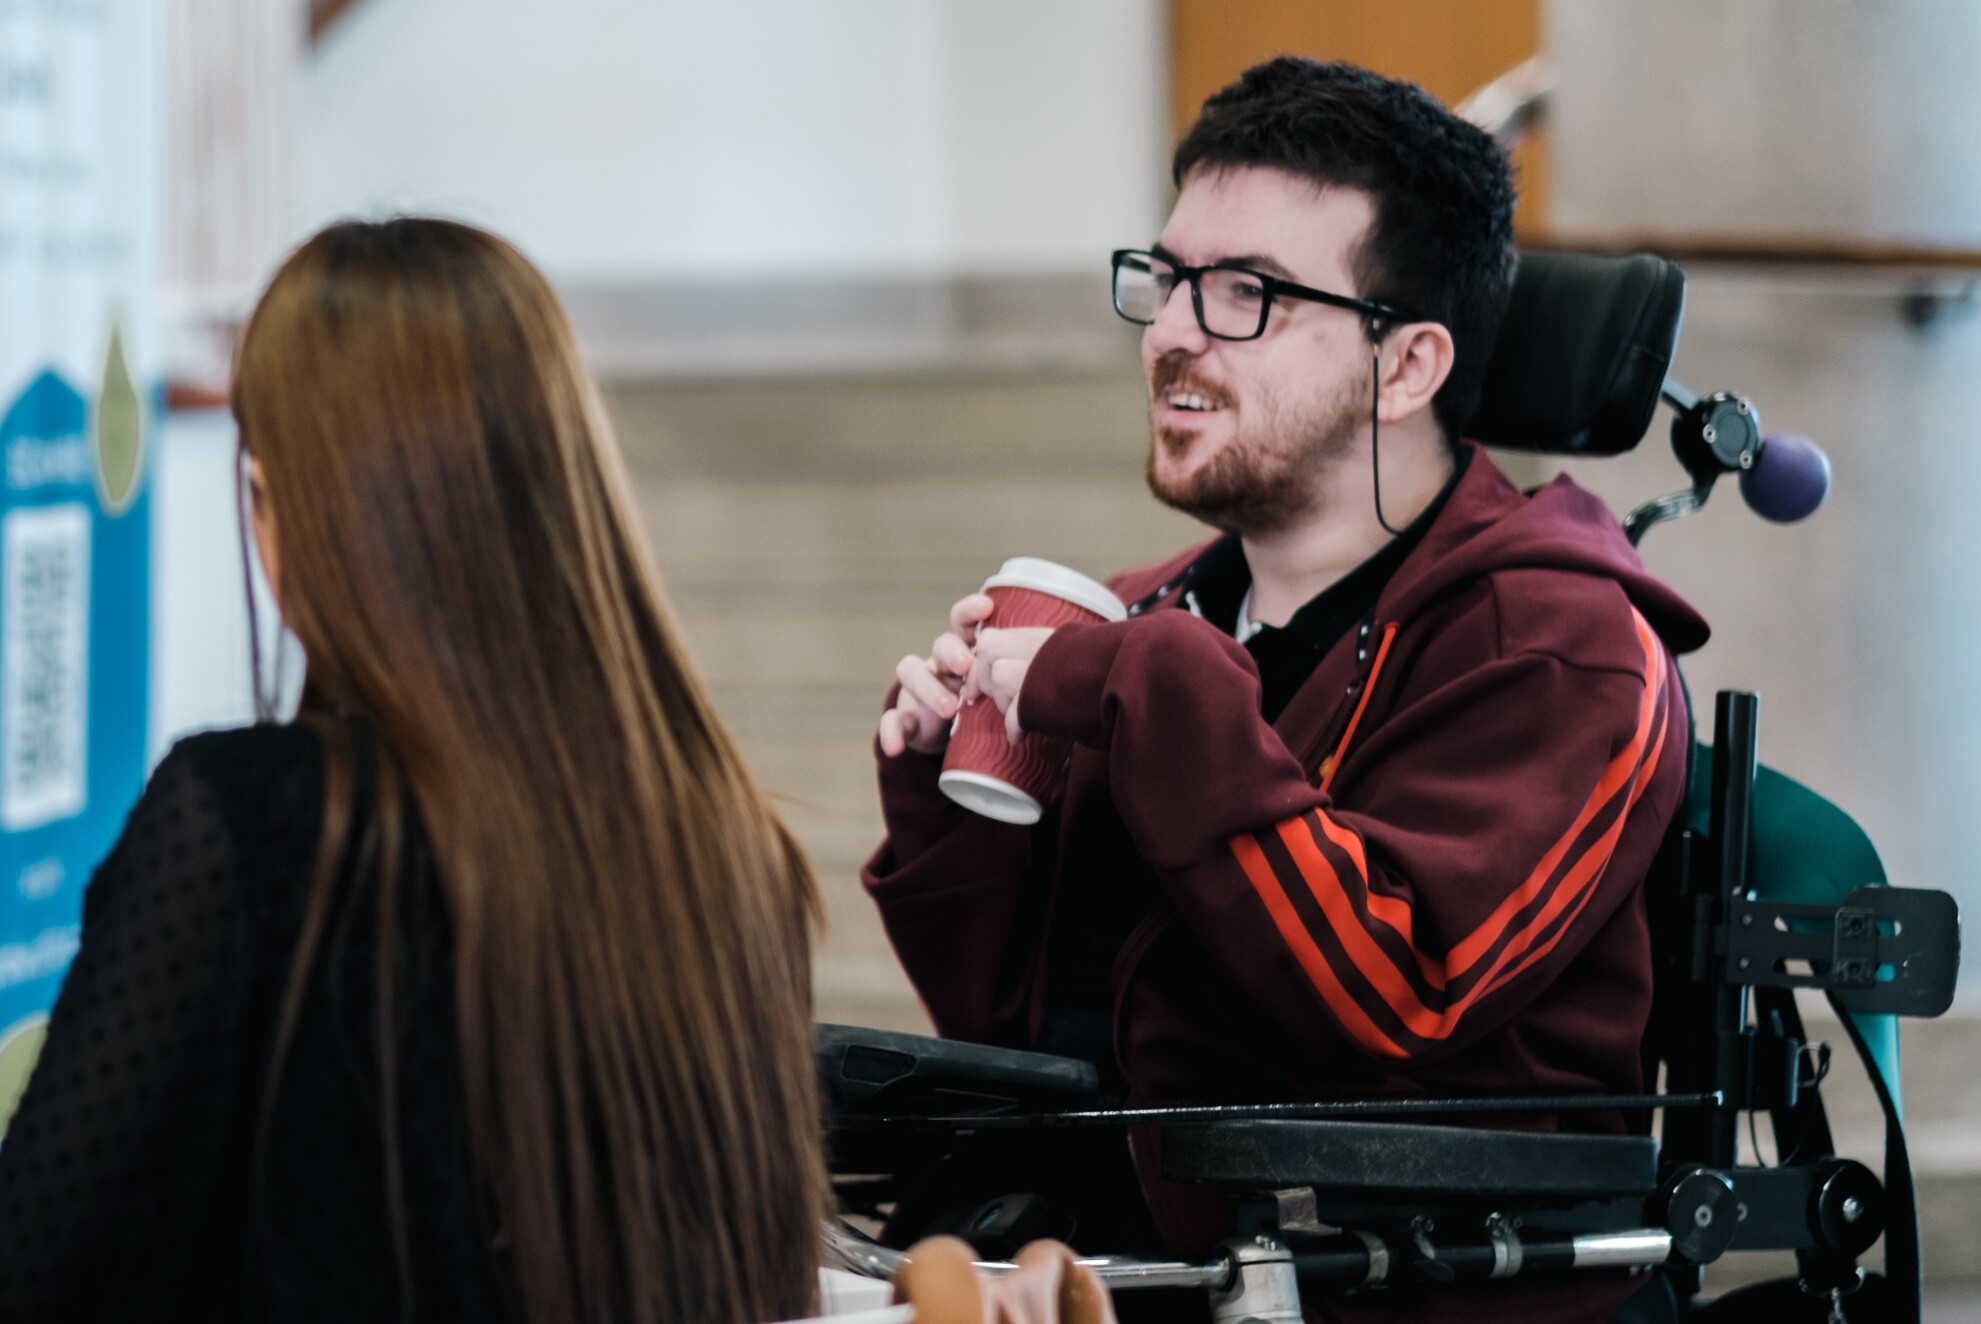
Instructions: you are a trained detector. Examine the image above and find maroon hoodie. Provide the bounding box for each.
[863,445,1709,1321]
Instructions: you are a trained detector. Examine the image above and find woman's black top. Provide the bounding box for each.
[0,725,503,1322]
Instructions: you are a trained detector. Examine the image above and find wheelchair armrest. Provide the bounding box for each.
[1162,1119,1659,1200]
[818,1024,1103,1117]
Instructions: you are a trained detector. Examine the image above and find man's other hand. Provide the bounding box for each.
[879,593,996,757]
[966,627,1055,745]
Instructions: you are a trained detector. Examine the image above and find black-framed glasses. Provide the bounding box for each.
[1110,248,1411,342]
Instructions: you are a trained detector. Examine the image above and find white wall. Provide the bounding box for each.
[1550,0,1981,245]
[1546,1,1981,987]
[149,410,286,759]
[155,0,1170,754]
[301,0,1168,283]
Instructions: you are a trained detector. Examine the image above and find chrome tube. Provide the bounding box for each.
[1074,1255,1229,1291]
[822,1220,1228,1292]
[1570,1230,1673,1269]
[823,1221,907,1281]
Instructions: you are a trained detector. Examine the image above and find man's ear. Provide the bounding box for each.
[1374,321,1456,425]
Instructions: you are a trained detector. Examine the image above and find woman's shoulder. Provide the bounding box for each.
[167,721,324,797]
[167,720,323,770]
[153,722,328,865]
[70,724,331,973]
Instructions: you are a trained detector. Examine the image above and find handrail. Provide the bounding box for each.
[1456,54,1552,147]
[1527,230,1981,273]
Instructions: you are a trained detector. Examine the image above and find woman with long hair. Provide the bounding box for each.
[0,218,828,1323]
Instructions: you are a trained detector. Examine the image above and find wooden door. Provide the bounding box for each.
[1168,0,1547,235]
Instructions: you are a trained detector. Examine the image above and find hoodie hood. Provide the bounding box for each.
[1381,442,1710,655]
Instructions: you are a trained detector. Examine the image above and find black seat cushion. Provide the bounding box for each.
[1161,1119,1658,1199]
[1467,251,1686,456]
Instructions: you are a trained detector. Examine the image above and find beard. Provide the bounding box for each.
[1143,355,1363,537]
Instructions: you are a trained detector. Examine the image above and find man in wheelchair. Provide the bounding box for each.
[862,58,1704,1324]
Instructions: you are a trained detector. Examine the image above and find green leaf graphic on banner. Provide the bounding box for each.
[0,1015,49,1136]
[93,318,144,513]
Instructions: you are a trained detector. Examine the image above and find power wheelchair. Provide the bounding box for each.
[816,252,1963,1322]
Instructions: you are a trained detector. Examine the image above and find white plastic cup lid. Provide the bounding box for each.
[981,557,1126,622]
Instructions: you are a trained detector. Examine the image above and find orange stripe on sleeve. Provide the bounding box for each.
[1319,623,1397,792]
[1248,609,1672,1048]
[1442,610,1665,975]
[1483,701,1673,996]
[1278,816,1457,1038]
[1408,640,1673,1027]
[1230,833,1408,1058]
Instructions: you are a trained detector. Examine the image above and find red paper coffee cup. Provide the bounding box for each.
[939,558,1126,825]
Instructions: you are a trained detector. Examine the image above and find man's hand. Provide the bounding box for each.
[966,627,1055,745]
[879,593,996,757]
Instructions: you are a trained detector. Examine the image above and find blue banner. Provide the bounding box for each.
[0,3,161,1127]
[0,367,151,1091]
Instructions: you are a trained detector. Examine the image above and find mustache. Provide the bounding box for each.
[1148,354,1232,408]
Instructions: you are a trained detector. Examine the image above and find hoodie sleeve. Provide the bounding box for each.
[1020,594,1682,1065]
[860,688,1044,1045]
[857,557,1200,1047]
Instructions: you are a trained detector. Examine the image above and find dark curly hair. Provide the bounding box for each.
[1173,57,1516,442]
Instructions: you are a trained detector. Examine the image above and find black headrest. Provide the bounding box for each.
[1465,251,1686,456]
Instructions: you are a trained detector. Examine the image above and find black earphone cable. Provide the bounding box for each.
[1370,339,1405,536]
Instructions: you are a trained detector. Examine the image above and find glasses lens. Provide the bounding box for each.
[1113,253,1171,324]
[1198,268,1270,339]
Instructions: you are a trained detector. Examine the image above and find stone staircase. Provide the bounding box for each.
[604,354,1200,1033]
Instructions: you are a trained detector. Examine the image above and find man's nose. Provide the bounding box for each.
[1143,278,1209,358]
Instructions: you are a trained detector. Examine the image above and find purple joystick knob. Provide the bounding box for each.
[1740,433,1831,524]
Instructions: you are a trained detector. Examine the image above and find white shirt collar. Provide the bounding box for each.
[1233,586,1265,644]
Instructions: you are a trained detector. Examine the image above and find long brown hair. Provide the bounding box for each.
[231,218,827,1324]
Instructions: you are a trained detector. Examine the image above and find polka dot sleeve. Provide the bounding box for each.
[0,742,263,1321]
